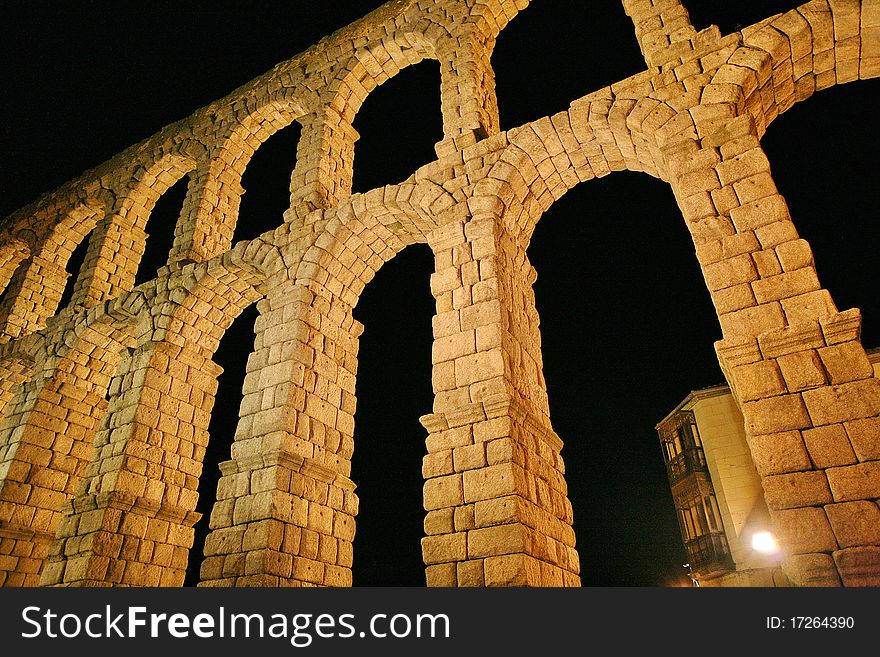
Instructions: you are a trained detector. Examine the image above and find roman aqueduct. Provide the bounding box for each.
[0,0,878,587]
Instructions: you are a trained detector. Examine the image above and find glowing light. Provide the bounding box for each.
[752,531,779,554]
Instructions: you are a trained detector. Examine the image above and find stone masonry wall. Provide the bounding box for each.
[0,0,879,586]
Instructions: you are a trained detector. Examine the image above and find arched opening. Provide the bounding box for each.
[352,60,442,193]
[58,228,94,310]
[351,244,434,585]
[687,1,801,35]
[185,302,260,586]
[492,3,644,129]
[527,172,719,586]
[0,203,104,336]
[135,174,189,285]
[761,79,880,347]
[233,120,302,244]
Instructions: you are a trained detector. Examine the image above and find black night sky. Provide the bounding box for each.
[1,1,878,586]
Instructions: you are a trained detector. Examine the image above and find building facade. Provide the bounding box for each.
[658,349,880,586]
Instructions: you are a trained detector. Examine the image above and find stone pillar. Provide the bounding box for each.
[286,107,359,223]
[438,34,500,141]
[0,371,108,585]
[0,254,69,339]
[199,287,360,586]
[622,0,698,67]
[71,214,149,308]
[41,341,219,586]
[667,116,880,586]
[168,164,244,266]
[421,214,579,587]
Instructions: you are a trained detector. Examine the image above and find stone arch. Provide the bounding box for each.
[172,95,310,264]
[328,31,437,126]
[474,93,675,246]
[72,151,200,308]
[708,0,880,138]
[196,193,453,586]
[286,32,442,222]
[0,201,108,339]
[0,309,136,586]
[415,94,687,586]
[41,245,274,586]
[652,64,880,585]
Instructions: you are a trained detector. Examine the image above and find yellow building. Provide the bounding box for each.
[656,349,880,587]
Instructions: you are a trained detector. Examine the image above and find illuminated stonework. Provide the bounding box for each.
[0,0,878,587]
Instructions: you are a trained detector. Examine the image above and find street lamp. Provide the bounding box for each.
[751,531,780,555]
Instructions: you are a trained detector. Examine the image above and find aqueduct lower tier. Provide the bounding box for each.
[0,0,879,587]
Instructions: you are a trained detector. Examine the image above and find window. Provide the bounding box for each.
[660,410,708,481]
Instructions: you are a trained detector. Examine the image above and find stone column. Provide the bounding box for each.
[168,164,244,266]
[0,370,108,585]
[199,286,360,586]
[437,33,500,141]
[622,0,698,67]
[667,116,880,586]
[0,254,69,339]
[41,341,219,586]
[421,213,579,587]
[70,216,148,307]
[286,107,359,223]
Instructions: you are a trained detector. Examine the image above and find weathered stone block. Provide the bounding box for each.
[454,505,475,532]
[730,194,789,232]
[474,495,520,528]
[824,501,880,548]
[423,473,463,510]
[762,471,832,509]
[802,424,857,468]
[774,239,813,272]
[424,508,454,536]
[752,267,820,305]
[833,547,880,586]
[776,350,827,392]
[484,553,533,587]
[844,416,880,461]
[825,462,880,502]
[802,379,880,426]
[731,360,786,401]
[780,289,838,324]
[781,552,841,587]
[770,507,838,554]
[462,463,519,503]
[467,524,526,558]
[818,342,874,385]
[719,302,786,336]
[421,532,467,565]
[453,443,487,472]
[425,563,456,587]
[456,559,485,587]
[749,431,812,475]
[742,393,811,434]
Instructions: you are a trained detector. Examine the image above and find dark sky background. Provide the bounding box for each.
[1,1,877,586]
